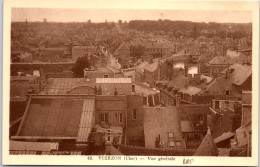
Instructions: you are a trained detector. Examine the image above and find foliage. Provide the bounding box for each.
[71,56,90,77]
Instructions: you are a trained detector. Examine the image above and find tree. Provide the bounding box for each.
[118,20,122,25]
[71,56,90,77]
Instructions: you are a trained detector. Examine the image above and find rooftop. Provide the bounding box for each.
[193,128,218,156]
[14,96,95,140]
[221,63,252,86]
[143,106,184,148]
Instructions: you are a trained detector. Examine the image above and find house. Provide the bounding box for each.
[197,52,214,74]
[201,63,252,98]
[72,45,97,61]
[143,60,160,87]
[180,105,210,149]
[143,43,172,58]
[135,61,149,82]
[114,43,130,66]
[206,56,235,78]
[143,106,185,148]
[84,66,122,79]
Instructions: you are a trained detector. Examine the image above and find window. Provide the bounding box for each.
[168,132,174,139]
[169,141,175,147]
[226,89,231,95]
[119,113,123,123]
[197,115,204,124]
[173,99,176,106]
[104,74,109,78]
[101,113,108,122]
[132,109,137,120]
[143,97,147,105]
[215,101,220,109]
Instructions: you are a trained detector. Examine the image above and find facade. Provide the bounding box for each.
[115,43,130,66]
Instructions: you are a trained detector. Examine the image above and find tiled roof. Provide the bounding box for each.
[46,78,95,95]
[221,63,252,86]
[200,77,233,95]
[168,74,188,90]
[207,56,236,65]
[197,53,213,63]
[17,96,95,140]
[134,83,159,96]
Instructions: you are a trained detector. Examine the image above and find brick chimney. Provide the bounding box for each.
[132,85,135,92]
[184,64,188,76]
[226,69,231,79]
[167,60,174,80]
[114,88,118,96]
[98,85,102,95]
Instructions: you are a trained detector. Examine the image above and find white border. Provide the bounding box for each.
[2,0,259,165]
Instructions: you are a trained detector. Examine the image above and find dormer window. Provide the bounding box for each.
[226,88,231,96]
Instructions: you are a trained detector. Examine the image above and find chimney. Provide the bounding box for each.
[201,78,207,90]
[132,85,135,92]
[114,88,118,96]
[184,64,188,76]
[94,86,97,95]
[194,74,201,83]
[167,60,173,80]
[226,69,231,79]
[98,85,102,95]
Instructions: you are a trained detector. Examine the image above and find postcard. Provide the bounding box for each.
[2,0,259,166]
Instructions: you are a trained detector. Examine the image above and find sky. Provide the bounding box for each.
[11,8,252,23]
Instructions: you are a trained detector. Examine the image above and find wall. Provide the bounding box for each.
[96,83,132,96]
[84,70,114,79]
[95,95,126,127]
[126,95,144,146]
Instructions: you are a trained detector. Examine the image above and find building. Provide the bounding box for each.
[72,45,97,61]
[84,66,123,79]
[143,60,160,87]
[143,106,185,148]
[114,43,130,66]
[180,105,210,149]
[135,61,149,82]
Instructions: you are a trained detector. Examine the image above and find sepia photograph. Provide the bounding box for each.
[2,0,259,166]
